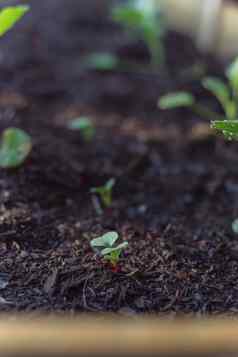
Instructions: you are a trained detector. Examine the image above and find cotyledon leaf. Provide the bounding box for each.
[159,92,195,109]
[0,127,32,168]
[101,242,129,256]
[90,232,119,249]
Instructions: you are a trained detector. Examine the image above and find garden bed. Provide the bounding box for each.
[0,0,238,316]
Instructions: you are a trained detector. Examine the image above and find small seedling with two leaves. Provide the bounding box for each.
[91,178,115,214]
[67,117,95,142]
[90,231,128,268]
[158,57,238,140]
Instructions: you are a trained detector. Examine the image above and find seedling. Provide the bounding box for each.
[158,57,238,140]
[90,231,128,267]
[91,178,115,208]
[83,1,167,73]
[83,51,144,73]
[83,52,119,72]
[68,117,95,142]
[0,128,32,168]
[112,0,166,70]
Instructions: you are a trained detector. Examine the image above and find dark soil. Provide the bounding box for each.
[0,0,237,316]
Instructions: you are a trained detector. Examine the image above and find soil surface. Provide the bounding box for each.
[0,0,237,316]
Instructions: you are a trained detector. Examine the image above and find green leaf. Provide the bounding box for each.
[112,0,158,27]
[68,117,95,141]
[112,6,144,28]
[91,178,115,207]
[0,128,32,168]
[83,53,119,71]
[202,77,230,111]
[0,5,29,37]
[101,242,128,256]
[226,101,237,121]
[227,58,238,95]
[211,120,238,140]
[159,92,195,109]
[90,231,119,249]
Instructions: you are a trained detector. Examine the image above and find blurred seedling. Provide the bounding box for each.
[83,52,120,72]
[91,178,115,214]
[68,117,95,142]
[84,1,167,73]
[159,57,238,141]
[0,128,32,168]
[112,0,166,70]
[90,231,128,268]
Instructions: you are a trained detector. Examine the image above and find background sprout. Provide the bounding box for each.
[159,92,195,109]
[91,178,115,208]
[0,128,32,168]
[159,57,238,140]
[83,52,119,71]
[90,231,128,267]
[68,117,95,142]
[112,0,166,70]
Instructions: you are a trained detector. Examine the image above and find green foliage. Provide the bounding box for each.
[68,117,95,142]
[211,120,238,140]
[202,77,236,120]
[83,53,119,71]
[159,57,238,141]
[0,5,29,37]
[91,178,115,207]
[226,57,238,96]
[112,0,166,69]
[0,128,32,168]
[159,92,195,109]
[90,231,128,266]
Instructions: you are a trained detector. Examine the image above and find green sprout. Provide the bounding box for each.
[90,231,128,267]
[91,178,115,208]
[158,57,238,140]
[68,117,95,142]
[0,128,32,168]
[112,0,166,70]
[83,52,119,72]
[83,52,142,73]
